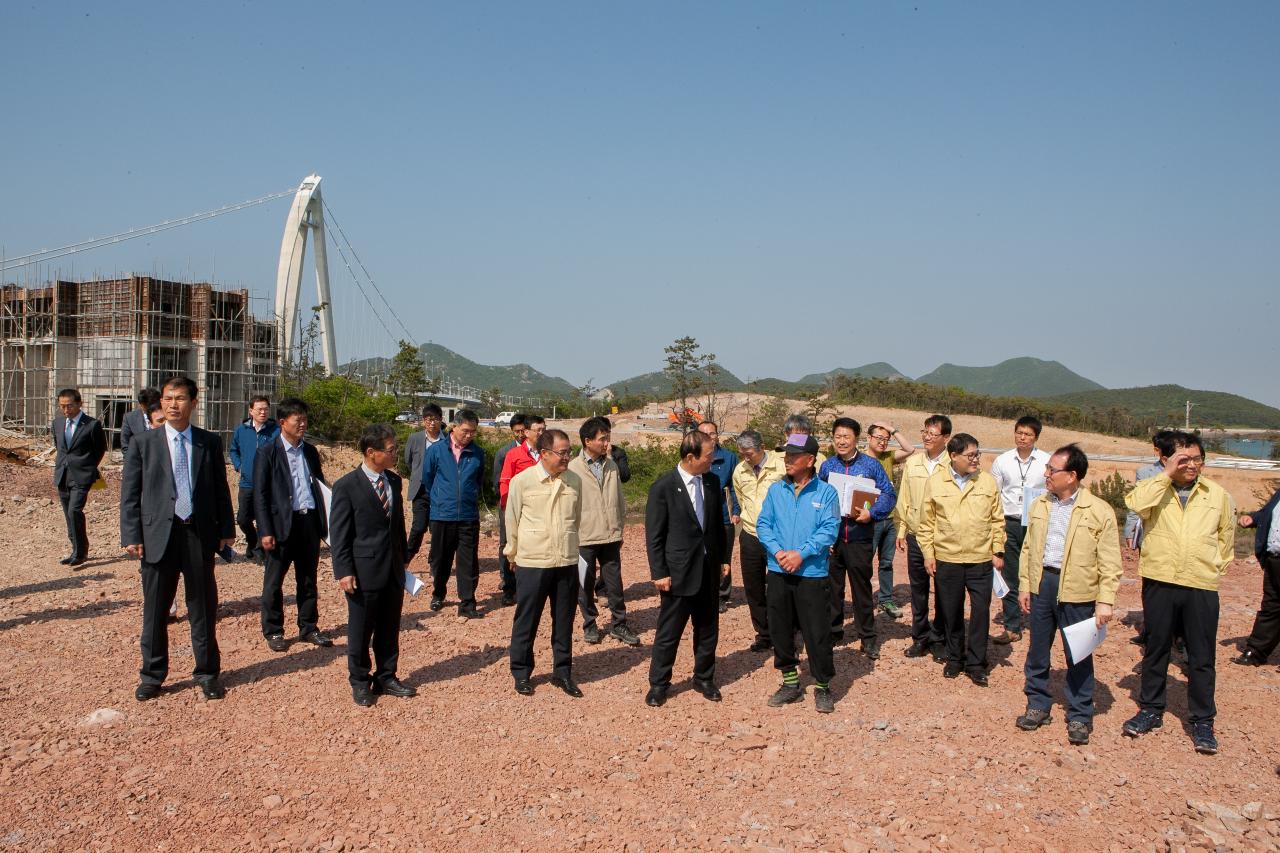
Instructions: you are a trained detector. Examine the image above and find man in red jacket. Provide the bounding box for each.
[499,415,546,508]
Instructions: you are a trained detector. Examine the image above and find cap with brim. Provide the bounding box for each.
[776,434,820,455]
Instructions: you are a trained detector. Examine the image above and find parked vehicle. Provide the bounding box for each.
[494,411,517,426]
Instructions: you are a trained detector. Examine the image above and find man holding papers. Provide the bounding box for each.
[1015,445,1120,746]
[330,424,415,707]
[990,416,1050,646]
[1123,431,1234,755]
[916,433,1005,686]
[819,418,896,659]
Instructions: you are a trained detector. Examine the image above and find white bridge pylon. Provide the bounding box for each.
[275,174,337,373]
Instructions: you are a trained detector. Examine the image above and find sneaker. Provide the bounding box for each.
[583,624,602,645]
[1191,722,1218,755]
[1122,709,1164,737]
[429,597,444,612]
[608,624,641,646]
[994,613,1005,626]
[718,599,729,614]
[767,684,804,707]
[814,687,835,714]
[1067,720,1092,746]
[879,601,901,619]
[992,630,1022,645]
[1016,707,1053,731]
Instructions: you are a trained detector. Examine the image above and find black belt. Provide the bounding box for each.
[294,508,312,516]
[173,516,193,525]
[1042,565,1060,574]
[1005,515,1023,522]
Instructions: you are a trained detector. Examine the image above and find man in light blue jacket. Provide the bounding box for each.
[757,433,841,713]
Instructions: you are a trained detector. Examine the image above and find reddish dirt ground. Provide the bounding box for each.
[2,454,1279,852]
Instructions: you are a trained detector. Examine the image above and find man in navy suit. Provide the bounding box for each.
[53,388,107,567]
[1233,485,1280,666]
[644,430,729,707]
[120,376,235,701]
[330,423,415,707]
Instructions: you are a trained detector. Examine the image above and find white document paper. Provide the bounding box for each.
[826,472,880,517]
[1062,617,1107,663]
[992,567,1010,599]
[404,571,425,597]
[578,554,589,587]
[1021,486,1047,526]
[316,480,334,545]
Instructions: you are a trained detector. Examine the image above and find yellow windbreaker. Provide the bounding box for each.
[1019,488,1123,604]
[1124,473,1235,591]
[894,450,950,539]
[916,467,1005,563]
[732,451,787,537]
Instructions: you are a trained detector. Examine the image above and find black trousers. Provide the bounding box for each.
[428,519,479,605]
[906,534,944,644]
[739,531,771,643]
[510,565,578,682]
[139,522,219,686]
[496,509,516,595]
[1000,518,1026,633]
[405,489,430,562]
[260,511,322,637]
[829,538,876,641]
[767,571,835,684]
[58,483,90,560]
[1139,578,1219,723]
[717,523,736,602]
[935,560,993,673]
[235,487,259,555]
[649,575,719,688]
[1244,552,1280,660]
[578,541,626,629]
[345,581,403,688]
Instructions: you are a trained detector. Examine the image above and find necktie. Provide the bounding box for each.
[692,476,704,528]
[753,463,761,476]
[174,433,192,520]
[65,417,74,442]
[375,476,390,519]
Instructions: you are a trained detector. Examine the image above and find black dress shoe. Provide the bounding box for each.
[943,661,963,679]
[967,670,989,687]
[429,597,444,611]
[904,641,931,658]
[458,606,484,620]
[299,632,334,648]
[514,679,534,696]
[59,556,74,565]
[550,677,584,698]
[135,683,162,701]
[200,678,226,700]
[353,685,376,707]
[501,593,516,607]
[67,557,88,568]
[1233,649,1267,666]
[645,686,668,707]
[750,638,773,652]
[693,680,722,702]
[718,600,729,614]
[266,634,289,652]
[373,678,417,698]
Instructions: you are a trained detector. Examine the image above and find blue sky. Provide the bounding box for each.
[3,2,1277,404]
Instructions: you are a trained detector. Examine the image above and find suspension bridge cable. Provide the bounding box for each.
[1,188,297,272]
[320,197,416,344]
[321,218,398,345]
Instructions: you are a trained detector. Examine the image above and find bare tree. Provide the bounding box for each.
[663,336,715,432]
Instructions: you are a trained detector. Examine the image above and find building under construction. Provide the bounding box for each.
[1,275,280,447]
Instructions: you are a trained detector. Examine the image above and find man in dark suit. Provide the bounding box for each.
[119,387,160,458]
[402,403,445,565]
[120,376,235,701]
[1233,485,1280,666]
[331,423,416,707]
[644,430,729,707]
[53,388,107,568]
[252,397,331,653]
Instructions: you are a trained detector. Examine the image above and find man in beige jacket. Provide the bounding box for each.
[1015,445,1121,746]
[570,417,640,647]
[506,429,584,698]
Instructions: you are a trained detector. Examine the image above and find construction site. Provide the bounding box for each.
[0,274,280,448]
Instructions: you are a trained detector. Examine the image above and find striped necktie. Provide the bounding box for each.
[375,476,390,519]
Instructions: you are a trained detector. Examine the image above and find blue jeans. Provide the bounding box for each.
[871,517,896,604]
[1023,571,1096,723]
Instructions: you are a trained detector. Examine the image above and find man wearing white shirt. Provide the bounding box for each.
[990,416,1050,644]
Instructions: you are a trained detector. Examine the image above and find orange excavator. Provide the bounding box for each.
[667,406,704,431]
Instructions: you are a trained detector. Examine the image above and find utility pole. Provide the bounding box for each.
[1185,400,1194,430]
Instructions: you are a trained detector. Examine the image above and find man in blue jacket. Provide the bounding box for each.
[420,409,487,618]
[1233,485,1280,666]
[757,433,841,713]
[819,417,896,659]
[697,420,741,614]
[228,395,279,562]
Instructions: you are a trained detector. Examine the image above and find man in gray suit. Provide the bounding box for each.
[53,388,107,568]
[403,403,445,564]
[120,376,235,702]
[119,387,160,457]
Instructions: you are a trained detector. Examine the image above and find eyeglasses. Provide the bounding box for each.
[867,433,890,442]
[921,431,942,440]
[1044,465,1064,476]
[959,451,981,462]
[1176,456,1205,466]
[545,448,572,459]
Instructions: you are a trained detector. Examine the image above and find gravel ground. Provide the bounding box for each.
[2,458,1279,852]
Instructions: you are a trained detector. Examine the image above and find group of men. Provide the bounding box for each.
[47,382,1272,754]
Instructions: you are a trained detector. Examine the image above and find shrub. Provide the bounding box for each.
[1089,471,1132,523]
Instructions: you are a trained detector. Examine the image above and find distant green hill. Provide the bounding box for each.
[344,342,578,398]
[916,357,1104,398]
[606,363,746,398]
[1049,385,1280,430]
[797,362,907,385]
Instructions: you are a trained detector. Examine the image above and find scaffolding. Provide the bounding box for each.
[1,275,280,451]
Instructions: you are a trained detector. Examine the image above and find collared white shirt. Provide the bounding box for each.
[1041,489,1079,568]
[991,447,1050,517]
[361,463,392,512]
[925,452,946,475]
[280,434,316,512]
[1268,501,1280,556]
[163,422,194,496]
[950,465,973,490]
[677,464,705,528]
[424,430,443,446]
[525,441,542,463]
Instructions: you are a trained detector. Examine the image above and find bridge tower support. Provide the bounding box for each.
[275,174,337,373]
